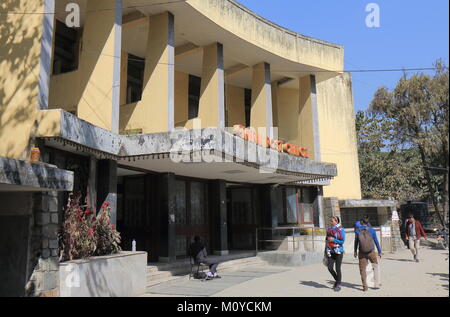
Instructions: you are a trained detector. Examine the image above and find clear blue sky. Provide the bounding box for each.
[237,0,449,112]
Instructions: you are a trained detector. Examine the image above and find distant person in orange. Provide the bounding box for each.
[405,215,427,262]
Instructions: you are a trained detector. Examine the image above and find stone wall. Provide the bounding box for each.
[323,197,340,226]
[26,191,61,297]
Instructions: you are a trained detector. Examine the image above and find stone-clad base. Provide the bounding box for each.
[257,251,323,267]
[59,252,147,297]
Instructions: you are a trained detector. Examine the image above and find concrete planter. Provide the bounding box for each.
[59,251,147,297]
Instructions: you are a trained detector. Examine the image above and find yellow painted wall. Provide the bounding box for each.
[120,12,173,134]
[298,76,316,160]
[186,0,343,71]
[250,63,271,132]
[316,73,362,200]
[273,87,299,144]
[121,69,191,132]
[120,51,128,106]
[76,0,117,131]
[0,0,45,159]
[225,84,245,127]
[198,43,222,128]
[49,70,80,113]
[49,0,119,129]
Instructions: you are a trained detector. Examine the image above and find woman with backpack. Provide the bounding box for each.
[325,216,346,292]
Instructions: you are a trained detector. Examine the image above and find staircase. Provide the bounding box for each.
[146,252,267,289]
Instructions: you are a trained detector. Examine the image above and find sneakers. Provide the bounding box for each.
[363,286,369,292]
[414,255,420,262]
[213,273,221,279]
[333,283,341,292]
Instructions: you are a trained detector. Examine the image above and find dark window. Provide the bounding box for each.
[279,187,318,225]
[188,75,201,120]
[341,207,379,229]
[244,89,252,127]
[53,20,81,75]
[127,54,145,104]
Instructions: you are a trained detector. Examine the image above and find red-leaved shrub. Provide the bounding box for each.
[60,193,121,261]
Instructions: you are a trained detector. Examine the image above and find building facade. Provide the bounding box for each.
[1,0,365,296]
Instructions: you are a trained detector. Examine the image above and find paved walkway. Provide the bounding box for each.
[143,246,449,297]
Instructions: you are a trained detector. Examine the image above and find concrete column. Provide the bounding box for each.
[258,185,281,245]
[97,160,118,226]
[209,180,228,255]
[38,0,55,110]
[87,157,97,212]
[299,75,321,161]
[316,186,325,229]
[140,12,175,133]
[111,0,122,133]
[251,62,273,137]
[77,0,122,132]
[157,173,176,262]
[198,43,225,129]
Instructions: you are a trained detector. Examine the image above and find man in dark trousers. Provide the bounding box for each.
[189,236,221,279]
[405,214,427,262]
[354,217,382,291]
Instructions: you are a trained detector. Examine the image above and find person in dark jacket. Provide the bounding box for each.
[189,236,221,279]
[405,215,427,262]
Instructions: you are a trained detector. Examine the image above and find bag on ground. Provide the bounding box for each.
[193,271,207,279]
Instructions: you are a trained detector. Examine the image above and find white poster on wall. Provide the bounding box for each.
[391,210,400,221]
[381,226,391,238]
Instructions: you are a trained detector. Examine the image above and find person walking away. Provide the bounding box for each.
[326,216,346,292]
[189,236,221,279]
[354,217,382,291]
[405,215,427,262]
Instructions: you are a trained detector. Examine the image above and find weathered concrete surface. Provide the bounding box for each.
[212,246,449,297]
[0,157,74,191]
[59,252,147,297]
[257,251,323,267]
[42,111,337,180]
[340,200,396,208]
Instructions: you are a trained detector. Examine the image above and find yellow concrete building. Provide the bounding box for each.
[0,0,371,296]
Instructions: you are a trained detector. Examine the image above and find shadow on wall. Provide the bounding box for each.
[0,1,45,159]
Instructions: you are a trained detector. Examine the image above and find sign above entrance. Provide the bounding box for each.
[232,125,309,159]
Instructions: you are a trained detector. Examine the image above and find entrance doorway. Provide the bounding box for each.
[174,178,210,258]
[0,215,30,297]
[118,173,159,262]
[227,186,257,250]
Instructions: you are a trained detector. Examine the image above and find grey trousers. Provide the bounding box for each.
[408,237,421,257]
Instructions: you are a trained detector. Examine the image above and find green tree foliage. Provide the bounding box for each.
[356,111,427,201]
[368,60,449,226]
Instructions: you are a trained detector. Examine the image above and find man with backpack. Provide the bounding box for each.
[354,217,383,291]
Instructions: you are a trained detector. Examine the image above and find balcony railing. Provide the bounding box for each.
[256,226,326,253]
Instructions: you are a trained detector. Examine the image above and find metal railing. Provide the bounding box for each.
[255,226,326,253]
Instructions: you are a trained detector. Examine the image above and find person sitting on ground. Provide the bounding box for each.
[189,236,221,279]
[354,217,382,292]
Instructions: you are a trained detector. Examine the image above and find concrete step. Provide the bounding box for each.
[146,253,259,274]
[146,275,190,289]
[146,257,265,281]
[145,255,267,289]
